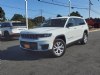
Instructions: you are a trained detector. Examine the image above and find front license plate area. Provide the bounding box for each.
[21,41,37,50]
[24,44,30,49]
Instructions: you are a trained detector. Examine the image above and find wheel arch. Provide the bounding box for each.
[3,30,9,36]
[54,34,66,43]
[84,30,88,36]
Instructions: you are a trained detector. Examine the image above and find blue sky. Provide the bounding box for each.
[0,0,100,19]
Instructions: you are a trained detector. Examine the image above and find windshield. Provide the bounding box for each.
[39,18,67,27]
[12,23,26,26]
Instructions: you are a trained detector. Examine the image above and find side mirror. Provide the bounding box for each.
[66,23,73,28]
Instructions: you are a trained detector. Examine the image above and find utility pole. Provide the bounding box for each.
[69,0,71,16]
[89,0,93,19]
[40,9,43,22]
[40,9,42,17]
[25,0,28,29]
[89,0,91,19]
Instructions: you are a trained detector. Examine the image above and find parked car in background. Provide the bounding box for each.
[19,16,89,57]
[86,19,100,28]
[0,21,27,39]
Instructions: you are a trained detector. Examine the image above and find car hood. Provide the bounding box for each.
[21,27,63,34]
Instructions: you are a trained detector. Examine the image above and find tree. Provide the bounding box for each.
[32,16,45,25]
[11,14,46,28]
[11,14,24,21]
[28,18,36,28]
[57,14,62,17]
[0,7,6,21]
[70,11,82,17]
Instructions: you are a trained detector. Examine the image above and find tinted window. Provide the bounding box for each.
[66,18,75,27]
[74,18,85,25]
[12,23,26,26]
[1,23,11,28]
[39,18,67,27]
[79,19,85,25]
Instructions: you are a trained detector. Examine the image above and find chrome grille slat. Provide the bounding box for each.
[21,34,38,39]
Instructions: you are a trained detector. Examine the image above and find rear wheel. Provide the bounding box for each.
[80,33,88,45]
[51,39,66,57]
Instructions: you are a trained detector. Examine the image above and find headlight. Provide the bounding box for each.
[39,33,52,38]
[43,33,52,37]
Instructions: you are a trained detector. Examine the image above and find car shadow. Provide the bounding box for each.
[66,41,81,48]
[0,38,18,42]
[0,45,54,61]
[0,41,81,61]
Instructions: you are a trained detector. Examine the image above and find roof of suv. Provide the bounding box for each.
[52,16,83,19]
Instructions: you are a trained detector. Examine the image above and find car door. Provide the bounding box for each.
[74,18,86,39]
[65,18,77,43]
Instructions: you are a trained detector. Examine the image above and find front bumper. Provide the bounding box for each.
[19,37,54,51]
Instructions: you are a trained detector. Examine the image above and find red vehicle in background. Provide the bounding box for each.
[86,19,100,28]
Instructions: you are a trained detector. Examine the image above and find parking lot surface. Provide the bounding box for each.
[0,31,100,75]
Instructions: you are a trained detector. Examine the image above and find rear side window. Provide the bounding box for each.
[66,18,75,27]
[1,23,11,28]
[79,19,85,25]
[74,18,85,25]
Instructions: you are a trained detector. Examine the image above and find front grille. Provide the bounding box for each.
[21,34,38,39]
[20,41,38,50]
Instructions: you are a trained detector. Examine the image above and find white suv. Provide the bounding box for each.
[0,21,27,39]
[19,16,89,57]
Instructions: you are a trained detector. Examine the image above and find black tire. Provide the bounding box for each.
[80,33,88,45]
[51,39,66,57]
[4,31,10,40]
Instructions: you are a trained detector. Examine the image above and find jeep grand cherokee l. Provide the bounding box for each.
[19,16,89,57]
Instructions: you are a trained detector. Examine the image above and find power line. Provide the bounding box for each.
[38,0,100,17]
[1,0,100,19]
[38,0,89,10]
[71,6,88,9]
[0,4,38,12]
[0,1,90,13]
[51,0,67,5]
[91,9,100,15]
[38,0,69,7]
[0,3,61,17]
[0,3,60,17]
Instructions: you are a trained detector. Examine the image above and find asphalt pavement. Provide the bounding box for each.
[0,31,100,75]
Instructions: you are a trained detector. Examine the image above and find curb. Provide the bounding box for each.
[89,29,100,32]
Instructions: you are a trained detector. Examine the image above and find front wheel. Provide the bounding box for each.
[4,32,10,40]
[51,39,66,57]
